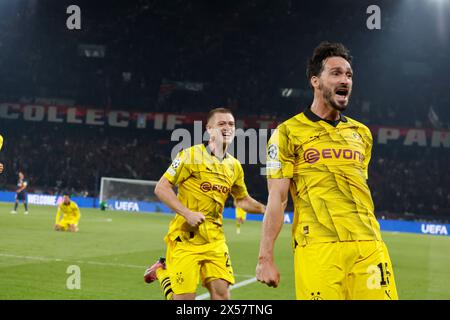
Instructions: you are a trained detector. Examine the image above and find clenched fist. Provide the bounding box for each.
[256,258,280,288]
[185,211,206,227]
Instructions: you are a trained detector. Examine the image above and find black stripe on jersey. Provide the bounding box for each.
[319,122,336,143]
[340,173,378,238]
[327,165,360,215]
[305,165,344,238]
[328,168,355,200]
[321,200,346,240]
[330,168,377,238]
[300,173,340,239]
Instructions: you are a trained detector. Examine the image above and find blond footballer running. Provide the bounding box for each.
[146,108,265,300]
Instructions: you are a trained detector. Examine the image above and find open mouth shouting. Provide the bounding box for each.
[335,87,350,105]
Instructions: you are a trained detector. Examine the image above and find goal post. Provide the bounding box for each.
[99,177,159,205]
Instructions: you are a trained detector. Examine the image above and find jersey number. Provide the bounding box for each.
[224,252,231,268]
[366,262,390,289]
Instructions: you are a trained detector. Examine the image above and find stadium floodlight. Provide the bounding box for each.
[280,88,293,97]
[280,88,303,98]
[99,177,159,205]
[78,44,106,58]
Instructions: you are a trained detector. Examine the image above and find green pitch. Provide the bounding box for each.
[0,203,449,300]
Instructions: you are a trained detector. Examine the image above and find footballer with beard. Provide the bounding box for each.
[256,42,398,300]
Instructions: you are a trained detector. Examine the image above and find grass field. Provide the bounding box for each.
[1,203,450,300]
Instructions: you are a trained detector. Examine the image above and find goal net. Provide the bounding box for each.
[99,177,159,205]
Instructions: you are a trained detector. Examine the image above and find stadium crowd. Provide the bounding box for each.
[0,122,170,197]
[0,1,449,128]
[0,119,449,223]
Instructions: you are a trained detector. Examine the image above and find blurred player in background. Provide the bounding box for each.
[234,199,247,234]
[11,171,29,215]
[145,108,265,300]
[0,134,4,174]
[54,193,81,232]
[256,42,398,300]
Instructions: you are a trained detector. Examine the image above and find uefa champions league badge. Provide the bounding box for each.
[266,144,281,170]
[171,158,181,169]
[268,144,278,160]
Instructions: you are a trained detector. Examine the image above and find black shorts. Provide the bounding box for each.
[16,192,27,201]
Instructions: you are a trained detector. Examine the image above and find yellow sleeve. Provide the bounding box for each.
[162,149,191,186]
[0,134,3,151]
[266,124,295,179]
[361,127,373,179]
[231,162,249,200]
[55,206,62,224]
[73,203,81,222]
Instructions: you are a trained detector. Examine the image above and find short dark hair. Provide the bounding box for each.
[206,107,234,124]
[306,42,352,87]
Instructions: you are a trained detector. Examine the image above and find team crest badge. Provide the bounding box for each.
[310,292,323,300]
[176,272,184,285]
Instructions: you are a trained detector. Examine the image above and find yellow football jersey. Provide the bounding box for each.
[163,143,249,245]
[0,134,3,150]
[55,201,81,224]
[266,108,382,246]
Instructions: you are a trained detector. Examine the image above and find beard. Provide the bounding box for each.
[319,81,350,112]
